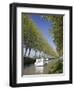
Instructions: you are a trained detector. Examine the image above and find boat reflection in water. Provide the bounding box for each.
[23,58,51,75]
[35,66,44,74]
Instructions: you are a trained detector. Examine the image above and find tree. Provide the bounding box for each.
[43,15,63,56]
[22,14,59,58]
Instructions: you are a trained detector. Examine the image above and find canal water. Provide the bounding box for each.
[23,60,54,75]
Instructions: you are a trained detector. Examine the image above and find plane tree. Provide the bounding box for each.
[22,14,59,58]
[43,15,63,56]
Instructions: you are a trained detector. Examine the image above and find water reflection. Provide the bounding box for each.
[23,58,63,75]
[23,63,49,75]
[35,66,44,73]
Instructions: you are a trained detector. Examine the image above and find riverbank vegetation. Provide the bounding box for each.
[43,15,63,73]
[22,14,59,58]
[43,15,63,57]
[24,57,36,65]
[22,14,63,74]
[48,59,63,74]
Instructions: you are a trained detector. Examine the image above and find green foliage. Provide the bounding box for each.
[43,15,63,56]
[48,60,63,74]
[22,14,58,57]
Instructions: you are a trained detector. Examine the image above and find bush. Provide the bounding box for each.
[48,60,63,74]
[24,57,36,65]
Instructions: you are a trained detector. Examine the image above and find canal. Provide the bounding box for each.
[22,59,63,75]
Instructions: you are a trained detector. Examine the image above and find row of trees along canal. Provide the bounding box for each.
[43,15,63,57]
[22,14,59,59]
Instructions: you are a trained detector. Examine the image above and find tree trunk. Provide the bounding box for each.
[28,48,31,56]
[39,51,41,58]
[35,50,37,57]
[25,47,28,56]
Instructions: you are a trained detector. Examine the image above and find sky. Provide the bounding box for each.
[30,14,56,50]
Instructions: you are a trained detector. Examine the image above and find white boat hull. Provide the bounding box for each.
[35,58,44,66]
